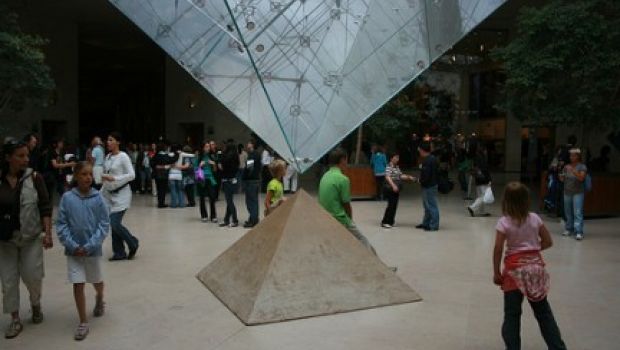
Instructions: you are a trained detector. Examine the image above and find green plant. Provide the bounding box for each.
[492,0,620,128]
[0,5,55,115]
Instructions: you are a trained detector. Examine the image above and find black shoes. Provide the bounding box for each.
[128,246,139,260]
[467,207,475,217]
[108,255,127,261]
[415,224,428,229]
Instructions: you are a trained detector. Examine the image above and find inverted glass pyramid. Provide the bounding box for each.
[109,0,506,172]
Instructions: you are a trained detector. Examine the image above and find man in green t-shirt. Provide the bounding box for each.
[319,148,377,255]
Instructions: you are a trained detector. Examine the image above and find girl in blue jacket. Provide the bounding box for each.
[56,162,110,341]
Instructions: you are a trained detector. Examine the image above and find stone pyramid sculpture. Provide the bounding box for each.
[108,0,507,172]
[197,190,421,325]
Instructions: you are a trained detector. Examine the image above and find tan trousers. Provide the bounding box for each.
[0,237,44,314]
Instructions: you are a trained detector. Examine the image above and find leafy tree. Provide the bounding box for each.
[0,5,55,116]
[492,0,620,128]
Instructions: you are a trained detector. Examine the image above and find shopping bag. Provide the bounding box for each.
[483,186,494,204]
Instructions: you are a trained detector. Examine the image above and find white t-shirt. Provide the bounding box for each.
[102,151,135,213]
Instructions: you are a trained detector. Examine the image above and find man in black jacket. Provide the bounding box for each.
[416,142,440,231]
[242,140,261,228]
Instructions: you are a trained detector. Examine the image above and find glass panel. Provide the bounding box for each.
[109,0,506,172]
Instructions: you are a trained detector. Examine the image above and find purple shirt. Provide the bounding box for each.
[495,213,543,256]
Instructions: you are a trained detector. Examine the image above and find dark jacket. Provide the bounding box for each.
[243,150,261,181]
[220,150,240,179]
[419,155,438,188]
[151,152,174,180]
[474,154,491,185]
[0,169,52,236]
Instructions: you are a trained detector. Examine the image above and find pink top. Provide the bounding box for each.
[495,213,543,256]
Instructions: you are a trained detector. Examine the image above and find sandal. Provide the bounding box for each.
[74,323,89,341]
[4,319,23,339]
[93,299,105,317]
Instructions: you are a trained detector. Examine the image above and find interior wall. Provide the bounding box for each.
[164,57,252,146]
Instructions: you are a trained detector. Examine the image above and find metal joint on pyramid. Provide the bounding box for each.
[109,0,507,172]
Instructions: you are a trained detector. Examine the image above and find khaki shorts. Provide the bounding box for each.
[67,256,103,284]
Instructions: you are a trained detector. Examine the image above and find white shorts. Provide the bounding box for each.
[67,256,104,284]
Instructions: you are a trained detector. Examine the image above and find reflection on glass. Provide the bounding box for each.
[108,0,506,172]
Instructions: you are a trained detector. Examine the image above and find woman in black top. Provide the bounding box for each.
[150,143,175,208]
[219,142,240,227]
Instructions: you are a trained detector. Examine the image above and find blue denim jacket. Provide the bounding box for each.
[56,188,110,256]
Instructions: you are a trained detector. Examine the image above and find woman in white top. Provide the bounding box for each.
[102,132,139,261]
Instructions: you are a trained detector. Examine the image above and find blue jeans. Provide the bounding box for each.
[110,210,139,258]
[422,185,440,230]
[563,193,584,234]
[222,180,238,224]
[169,180,185,208]
[243,180,260,225]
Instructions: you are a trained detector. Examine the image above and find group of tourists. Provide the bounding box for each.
[0,128,585,348]
[0,133,137,341]
[322,146,567,350]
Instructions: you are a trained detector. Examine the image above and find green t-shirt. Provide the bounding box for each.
[318,167,352,227]
[267,179,284,205]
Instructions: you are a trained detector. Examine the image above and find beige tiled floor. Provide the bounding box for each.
[2,185,618,349]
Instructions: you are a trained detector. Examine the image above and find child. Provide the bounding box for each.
[264,159,287,216]
[56,162,110,341]
[493,182,566,350]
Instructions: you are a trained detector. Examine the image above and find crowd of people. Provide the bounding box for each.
[0,130,591,348]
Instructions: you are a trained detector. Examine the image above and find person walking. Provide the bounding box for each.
[242,140,261,228]
[195,142,218,223]
[237,144,247,194]
[370,145,387,200]
[90,137,105,190]
[55,162,109,341]
[181,146,196,207]
[151,143,173,208]
[380,153,416,229]
[468,146,492,217]
[101,132,139,261]
[168,145,185,208]
[260,146,273,193]
[50,139,76,198]
[319,148,377,254]
[283,161,298,194]
[209,141,222,200]
[559,148,587,240]
[493,182,567,350]
[0,139,53,339]
[416,142,440,231]
[219,142,240,227]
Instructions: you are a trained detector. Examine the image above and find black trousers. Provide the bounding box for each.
[502,290,567,350]
[184,184,196,206]
[198,183,217,220]
[381,189,399,225]
[155,178,168,207]
[261,166,272,193]
[375,176,385,200]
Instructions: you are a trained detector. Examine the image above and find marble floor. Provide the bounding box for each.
[2,185,618,349]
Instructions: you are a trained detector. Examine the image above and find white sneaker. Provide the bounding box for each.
[381,224,392,229]
[575,233,583,241]
[561,230,572,236]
